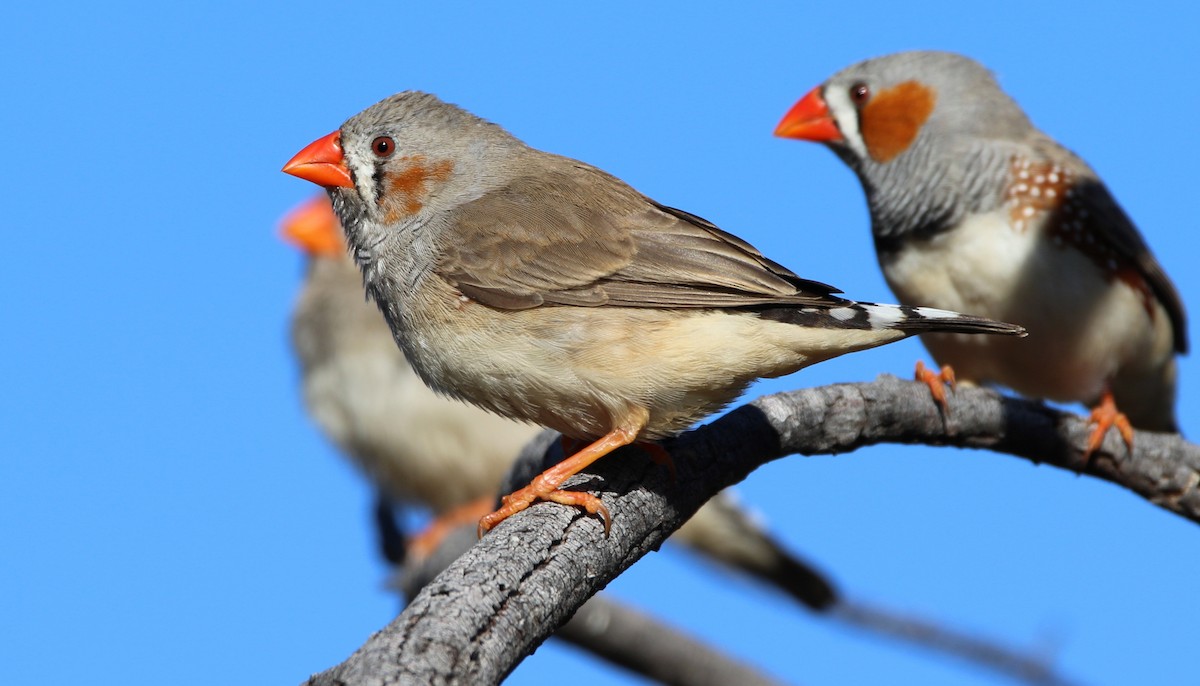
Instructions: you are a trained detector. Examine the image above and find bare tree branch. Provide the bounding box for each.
[393,503,1069,686]
[305,377,1195,685]
[391,522,790,686]
[750,376,1199,522]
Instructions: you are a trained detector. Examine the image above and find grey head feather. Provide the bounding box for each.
[330,91,525,234]
[822,51,1037,245]
[327,92,529,292]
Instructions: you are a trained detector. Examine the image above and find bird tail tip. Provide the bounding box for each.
[863,303,1026,337]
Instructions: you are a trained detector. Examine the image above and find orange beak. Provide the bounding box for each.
[279,194,344,257]
[282,131,354,188]
[774,87,842,142]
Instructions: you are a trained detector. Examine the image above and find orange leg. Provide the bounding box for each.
[478,424,643,537]
[575,434,674,480]
[1082,389,1135,463]
[408,496,495,561]
[567,433,674,479]
[915,360,957,416]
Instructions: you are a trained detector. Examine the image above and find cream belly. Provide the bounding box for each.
[880,210,1174,405]
[390,275,908,441]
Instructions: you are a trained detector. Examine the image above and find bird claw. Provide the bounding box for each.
[915,360,957,418]
[477,486,610,538]
[478,425,640,537]
[1081,391,1135,467]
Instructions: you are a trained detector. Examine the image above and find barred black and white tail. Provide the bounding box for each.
[762,301,1026,337]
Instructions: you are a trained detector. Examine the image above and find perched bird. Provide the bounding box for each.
[775,51,1186,453]
[282,91,1024,535]
[281,193,837,606]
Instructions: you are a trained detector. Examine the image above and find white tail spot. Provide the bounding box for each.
[914,307,960,320]
[863,304,905,328]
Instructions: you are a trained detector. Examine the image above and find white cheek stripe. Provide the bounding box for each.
[345,148,376,204]
[823,85,867,160]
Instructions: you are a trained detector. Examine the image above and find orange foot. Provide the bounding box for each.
[1082,389,1135,464]
[915,360,957,416]
[478,423,644,538]
[408,496,495,561]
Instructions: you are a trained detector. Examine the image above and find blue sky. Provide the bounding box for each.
[2,2,1197,684]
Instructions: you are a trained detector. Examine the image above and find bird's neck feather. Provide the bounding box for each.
[852,136,1013,247]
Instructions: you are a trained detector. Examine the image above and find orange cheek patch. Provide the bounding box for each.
[860,81,936,163]
[382,156,455,222]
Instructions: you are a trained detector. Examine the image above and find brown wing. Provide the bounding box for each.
[437,160,844,310]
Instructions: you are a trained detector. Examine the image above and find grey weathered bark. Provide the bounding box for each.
[396,517,1072,686]
[391,523,790,686]
[305,377,1197,685]
[494,431,1070,681]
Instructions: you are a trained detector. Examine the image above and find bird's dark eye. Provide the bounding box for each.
[850,83,870,106]
[371,136,396,157]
